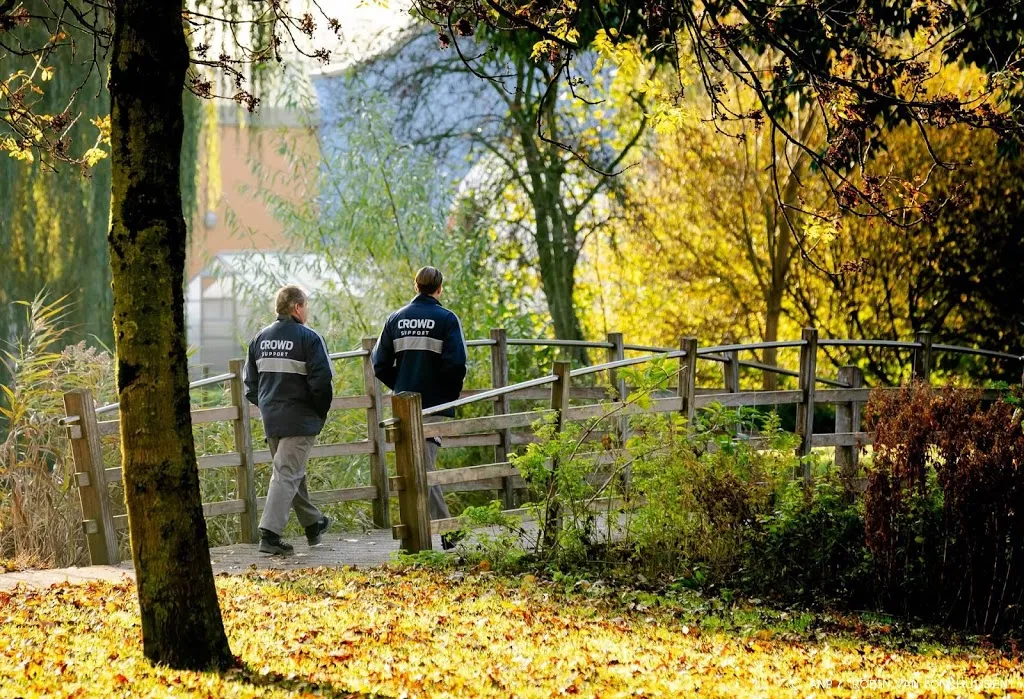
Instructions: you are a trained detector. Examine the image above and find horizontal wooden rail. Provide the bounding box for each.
[700,340,806,355]
[426,461,520,487]
[816,388,873,403]
[570,351,684,378]
[811,432,874,448]
[112,498,247,530]
[932,344,1021,361]
[103,452,243,483]
[695,390,803,407]
[440,476,526,492]
[423,410,555,439]
[566,397,682,421]
[818,339,920,349]
[427,507,534,535]
[94,406,242,439]
[508,338,615,349]
[249,394,374,418]
[327,349,368,360]
[379,374,559,425]
[86,372,236,420]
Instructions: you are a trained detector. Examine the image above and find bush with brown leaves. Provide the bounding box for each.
[865,382,1024,634]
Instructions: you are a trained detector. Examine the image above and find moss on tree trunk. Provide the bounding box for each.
[108,0,232,670]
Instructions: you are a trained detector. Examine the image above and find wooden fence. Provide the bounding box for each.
[60,329,1022,564]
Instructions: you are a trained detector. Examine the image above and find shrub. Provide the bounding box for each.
[865,382,1024,634]
[462,359,801,584]
[745,476,872,606]
[625,407,796,582]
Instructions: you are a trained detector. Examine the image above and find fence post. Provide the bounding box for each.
[912,330,933,384]
[678,337,698,427]
[542,360,572,547]
[63,389,119,565]
[228,359,258,543]
[834,365,863,495]
[490,328,515,510]
[723,350,740,394]
[795,327,819,479]
[391,392,431,553]
[362,337,390,528]
[606,332,631,490]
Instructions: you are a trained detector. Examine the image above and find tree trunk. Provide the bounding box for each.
[108,0,233,669]
[762,300,781,391]
[517,91,588,363]
[534,209,587,363]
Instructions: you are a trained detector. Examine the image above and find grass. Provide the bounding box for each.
[2,567,1023,698]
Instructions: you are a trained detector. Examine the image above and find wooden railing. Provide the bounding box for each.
[60,329,1022,564]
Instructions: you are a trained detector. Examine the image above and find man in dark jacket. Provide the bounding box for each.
[244,285,333,555]
[372,266,467,548]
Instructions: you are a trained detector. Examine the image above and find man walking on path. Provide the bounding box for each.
[372,266,468,549]
[244,285,333,555]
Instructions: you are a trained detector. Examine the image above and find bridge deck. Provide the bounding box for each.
[0,528,424,590]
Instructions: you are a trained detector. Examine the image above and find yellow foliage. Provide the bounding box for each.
[91,114,111,144]
[530,39,559,62]
[82,147,108,167]
[2,569,1023,697]
[2,136,34,163]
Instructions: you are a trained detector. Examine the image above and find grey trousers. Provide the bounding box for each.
[424,417,452,521]
[259,435,323,536]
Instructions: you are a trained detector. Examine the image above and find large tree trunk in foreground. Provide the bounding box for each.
[109,0,232,669]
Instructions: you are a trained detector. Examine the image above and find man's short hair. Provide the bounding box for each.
[275,285,307,316]
[415,266,443,295]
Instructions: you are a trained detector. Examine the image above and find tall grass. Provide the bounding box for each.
[0,294,115,569]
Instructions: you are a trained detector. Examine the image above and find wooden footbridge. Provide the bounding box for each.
[58,329,1022,567]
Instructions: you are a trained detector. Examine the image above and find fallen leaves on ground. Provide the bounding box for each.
[1,567,1022,698]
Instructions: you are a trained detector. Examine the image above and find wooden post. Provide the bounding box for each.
[834,365,863,493]
[678,337,698,427]
[795,327,819,479]
[723,350,740,394]
[490,328,515,510]
[912,330,933,384]
[551,359,571,432]
[606,332,631,489]
[542,360,572,547]
[228,359,257,543]
[63,390,119,565]
[392,392,432,553]
[362,337,390,528]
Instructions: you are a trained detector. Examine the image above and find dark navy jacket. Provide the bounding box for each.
[372,295,467,417]
[243,315,334,438]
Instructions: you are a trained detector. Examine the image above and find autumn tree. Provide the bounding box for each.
[2,0,339,669]
[342,15,650,354]
[599,63,1023,385]
[794,119,1024,383]
[596,71,821,387]
[421,1,1024,280]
